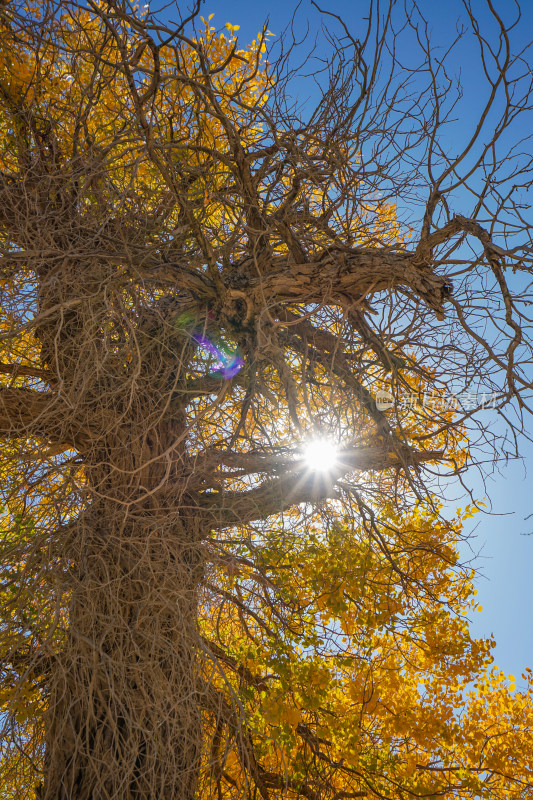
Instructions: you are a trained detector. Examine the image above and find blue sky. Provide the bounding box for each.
[177,0,533,679]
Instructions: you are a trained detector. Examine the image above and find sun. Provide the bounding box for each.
[303,439,339,472]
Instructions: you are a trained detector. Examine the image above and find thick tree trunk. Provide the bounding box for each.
[41,499,204,800]
[31,256,207,798]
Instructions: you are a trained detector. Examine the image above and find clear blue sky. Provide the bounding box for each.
[176,0,533,680]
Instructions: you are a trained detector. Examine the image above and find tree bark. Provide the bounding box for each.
[41,478,204,800]
[32,259,205,798]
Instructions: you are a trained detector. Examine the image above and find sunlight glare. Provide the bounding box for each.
[303,439,338,472]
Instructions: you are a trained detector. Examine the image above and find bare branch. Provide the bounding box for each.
[199,445,444,527]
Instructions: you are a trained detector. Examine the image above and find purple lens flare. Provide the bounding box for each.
[191,333,244,380]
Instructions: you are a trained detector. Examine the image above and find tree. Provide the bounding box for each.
[0,0,532,798]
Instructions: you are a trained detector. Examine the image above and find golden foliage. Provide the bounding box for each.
[0,2,531,799]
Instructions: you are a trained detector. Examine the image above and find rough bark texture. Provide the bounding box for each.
[42,503,203,800]
[37,393,205,799]
[0,1,532,798]
[30,255,206,798]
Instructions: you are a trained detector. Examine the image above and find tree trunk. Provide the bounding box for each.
[31,255,207,798]
[41,499,204,800]
[37,389,204,800]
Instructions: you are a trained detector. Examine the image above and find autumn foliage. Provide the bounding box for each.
[0,1,532,799]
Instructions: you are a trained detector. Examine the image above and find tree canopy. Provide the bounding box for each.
[0,1,532,798]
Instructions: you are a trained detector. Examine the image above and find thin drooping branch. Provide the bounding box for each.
[0,387,90,448]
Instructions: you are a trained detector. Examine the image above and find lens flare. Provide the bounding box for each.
[173,312,244,380]
[192,333,244,379]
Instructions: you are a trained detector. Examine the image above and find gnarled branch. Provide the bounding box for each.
[198,445,444,527]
